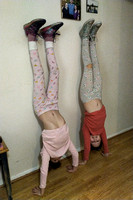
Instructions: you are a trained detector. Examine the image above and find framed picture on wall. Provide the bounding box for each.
[86,0,99,14]
[61,0,81,21]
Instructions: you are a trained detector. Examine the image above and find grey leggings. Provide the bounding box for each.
[80,38,102,103]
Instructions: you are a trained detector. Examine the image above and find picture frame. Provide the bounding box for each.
[61,0,81,21]
[86,0,99,14]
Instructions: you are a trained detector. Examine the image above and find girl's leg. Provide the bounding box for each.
[79,19,96,103]
[39,22,64,110]
[89,22,102,100]
[90,41,102,93]
[28,41,47,116]
[45,42,59,109]
[80,38,94,103]
[23,19,48,116]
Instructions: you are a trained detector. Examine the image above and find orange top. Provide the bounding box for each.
[0,139,9,154]
[82,105,109,160]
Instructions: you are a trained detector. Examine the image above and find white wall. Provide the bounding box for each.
[0,0,133,185]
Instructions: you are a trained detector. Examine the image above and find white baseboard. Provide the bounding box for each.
[0,126,132,186]
[0,166,39,186]
[107,126,133,139]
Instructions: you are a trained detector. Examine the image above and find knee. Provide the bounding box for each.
[86,64,92,69]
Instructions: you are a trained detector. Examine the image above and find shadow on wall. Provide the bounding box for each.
[117,0,133,131]
[126,0,133,2]
[78,45,86,150]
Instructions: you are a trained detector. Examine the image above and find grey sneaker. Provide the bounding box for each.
[79,19,95,39]
[89,22,102,41]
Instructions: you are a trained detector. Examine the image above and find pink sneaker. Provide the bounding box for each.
[23,18,46,36]
[39,22,64,41]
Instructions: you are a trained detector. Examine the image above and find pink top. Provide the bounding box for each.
[39,124,79,188]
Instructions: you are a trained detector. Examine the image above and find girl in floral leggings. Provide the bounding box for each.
[23,19,78,196]
[79,19,109,165]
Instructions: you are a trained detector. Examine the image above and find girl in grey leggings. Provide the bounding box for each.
[80,19,102,104]
[79,19,109,165]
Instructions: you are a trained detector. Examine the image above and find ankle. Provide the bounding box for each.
[28,34,36,41]
[44,36,54,42]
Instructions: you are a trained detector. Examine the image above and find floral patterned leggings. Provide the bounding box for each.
[80,38,102,103]
[29,41,59,116]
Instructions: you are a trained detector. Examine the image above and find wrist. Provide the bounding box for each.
[73,165,78,168]
[40,187,45,195]
[83,160,87,163]
[102,152,109,157]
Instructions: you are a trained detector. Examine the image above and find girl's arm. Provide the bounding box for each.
[101,128,109,155]
[82,125,91,162]
[32,147,50,196]
[67,141,79,172]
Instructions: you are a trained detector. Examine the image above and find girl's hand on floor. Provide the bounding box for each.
[66,165,78,173]
[79,160,87,165]
[32,186,45,196]
[101,152,111,157]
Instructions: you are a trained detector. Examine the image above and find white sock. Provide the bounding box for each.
[28,41,37,50]
[45,41,54,49]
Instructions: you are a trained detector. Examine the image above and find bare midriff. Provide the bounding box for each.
[83,99,103,113]
[39,110,66,130]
